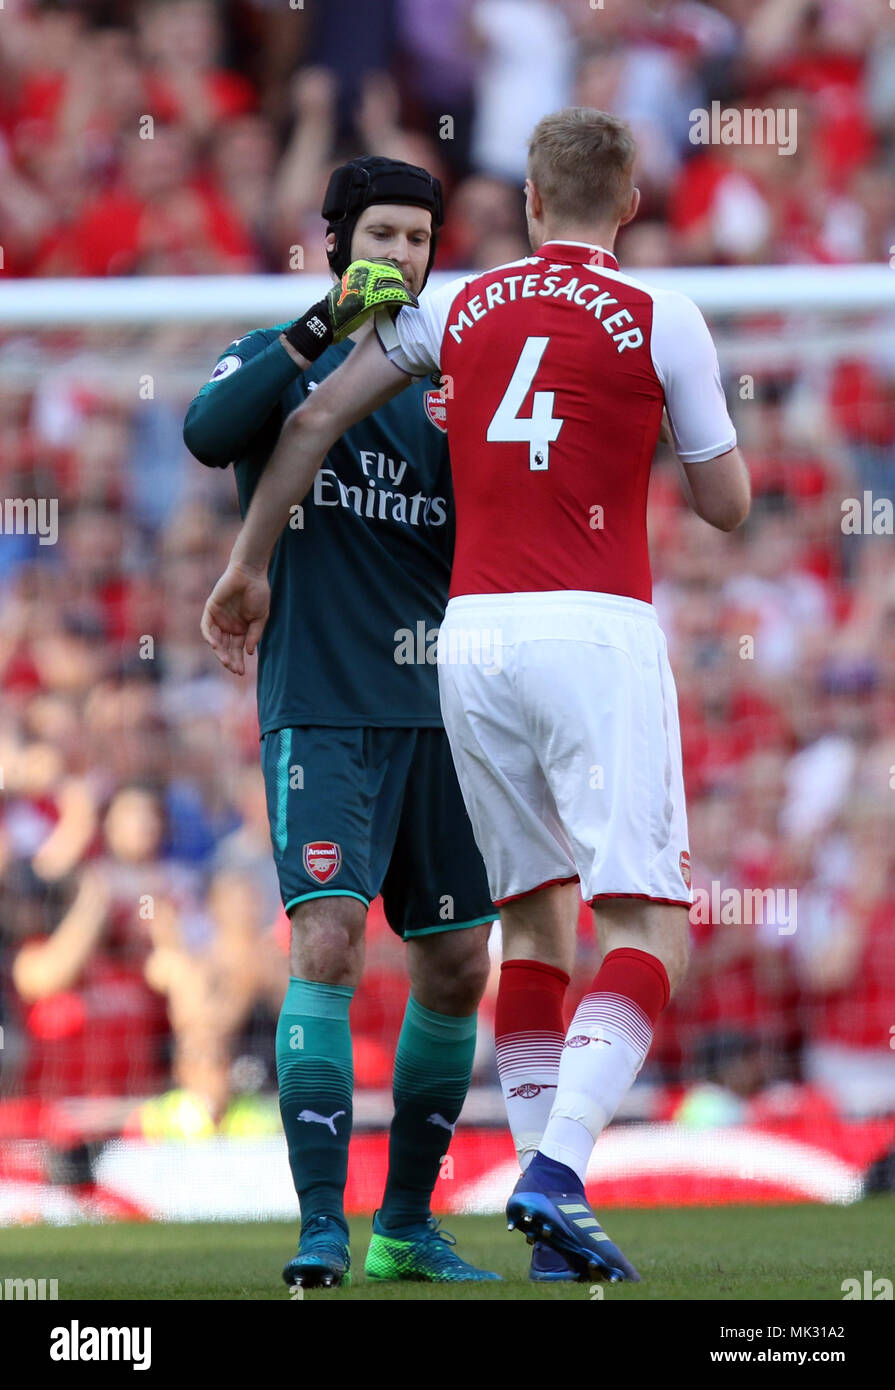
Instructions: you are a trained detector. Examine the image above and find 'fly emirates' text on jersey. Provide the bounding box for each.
[376,241,736,602]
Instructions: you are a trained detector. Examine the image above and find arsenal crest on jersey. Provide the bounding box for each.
[423,389,448,433]
[303,841,342,883]
[679,850,691,887]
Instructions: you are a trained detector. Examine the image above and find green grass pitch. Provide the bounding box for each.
[3,1200,891,1300]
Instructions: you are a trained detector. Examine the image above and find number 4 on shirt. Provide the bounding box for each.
[487,336,564,471]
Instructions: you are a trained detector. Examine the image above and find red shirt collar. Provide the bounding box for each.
[534,241,619,271]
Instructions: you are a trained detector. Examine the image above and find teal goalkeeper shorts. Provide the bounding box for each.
[259,726,495,940]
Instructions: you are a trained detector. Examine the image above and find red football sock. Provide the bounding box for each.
[495,959,570,1170]
[537,948,670,1182]
[588,947,670,1025]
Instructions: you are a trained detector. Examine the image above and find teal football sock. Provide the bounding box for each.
[276,977,354,1238]
[380,995,477,1232]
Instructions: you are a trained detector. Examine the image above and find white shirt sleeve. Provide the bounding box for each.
[650,289,737,463]
[375,274,471,378]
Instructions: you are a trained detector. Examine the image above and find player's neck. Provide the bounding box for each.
[536,224,618,255]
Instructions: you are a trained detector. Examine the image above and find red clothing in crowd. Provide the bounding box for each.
[39,183,253,276]
[807,895,895,1051]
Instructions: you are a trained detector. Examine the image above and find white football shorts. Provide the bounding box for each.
[436,590,692,909]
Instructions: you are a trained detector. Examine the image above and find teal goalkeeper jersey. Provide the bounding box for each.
[184,328,454,732]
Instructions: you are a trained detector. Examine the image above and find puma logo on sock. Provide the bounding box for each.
[297,1109,346,1135]
[427,1113,456,1135]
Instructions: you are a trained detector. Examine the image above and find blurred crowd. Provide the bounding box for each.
[1,347,893,1127]
[0,0,894,1132]
[2,0,895,276]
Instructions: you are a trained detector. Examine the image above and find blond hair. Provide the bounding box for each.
[528,107,636,225]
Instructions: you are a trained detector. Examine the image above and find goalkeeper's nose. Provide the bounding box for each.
[381,242,416,291]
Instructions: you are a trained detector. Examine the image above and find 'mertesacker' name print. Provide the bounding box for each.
[448,269,644,353]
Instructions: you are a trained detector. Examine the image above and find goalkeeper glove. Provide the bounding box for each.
[283,258,418,362]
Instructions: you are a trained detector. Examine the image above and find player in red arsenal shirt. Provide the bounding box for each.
[202,107,751,1283]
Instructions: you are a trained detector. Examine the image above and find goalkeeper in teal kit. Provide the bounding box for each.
[184,158,498,1288]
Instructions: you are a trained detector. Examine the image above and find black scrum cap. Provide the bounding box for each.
[322,155,444,286]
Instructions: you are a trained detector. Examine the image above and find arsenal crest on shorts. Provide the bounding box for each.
[303,841,342,883]
[679,850,691,887]
[423,389,448,433]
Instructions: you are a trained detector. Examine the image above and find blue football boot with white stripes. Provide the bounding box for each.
[507,1154,640,1283]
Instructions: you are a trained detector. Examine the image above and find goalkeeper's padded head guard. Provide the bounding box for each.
[322,155,444,287]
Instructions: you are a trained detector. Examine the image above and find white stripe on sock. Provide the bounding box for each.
[570,993,652,1053]
[539,991,655,1184]
[495,1029,565,1171]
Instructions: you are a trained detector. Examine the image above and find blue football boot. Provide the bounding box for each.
[282,1215,351,1290]
[530,1240,579,1282]
[507,1154,640,1283]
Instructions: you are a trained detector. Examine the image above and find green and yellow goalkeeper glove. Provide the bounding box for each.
[283,259,418,361]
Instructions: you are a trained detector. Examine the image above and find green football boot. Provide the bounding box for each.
[365,1211,501,1283]
[282,1215,351,1290]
